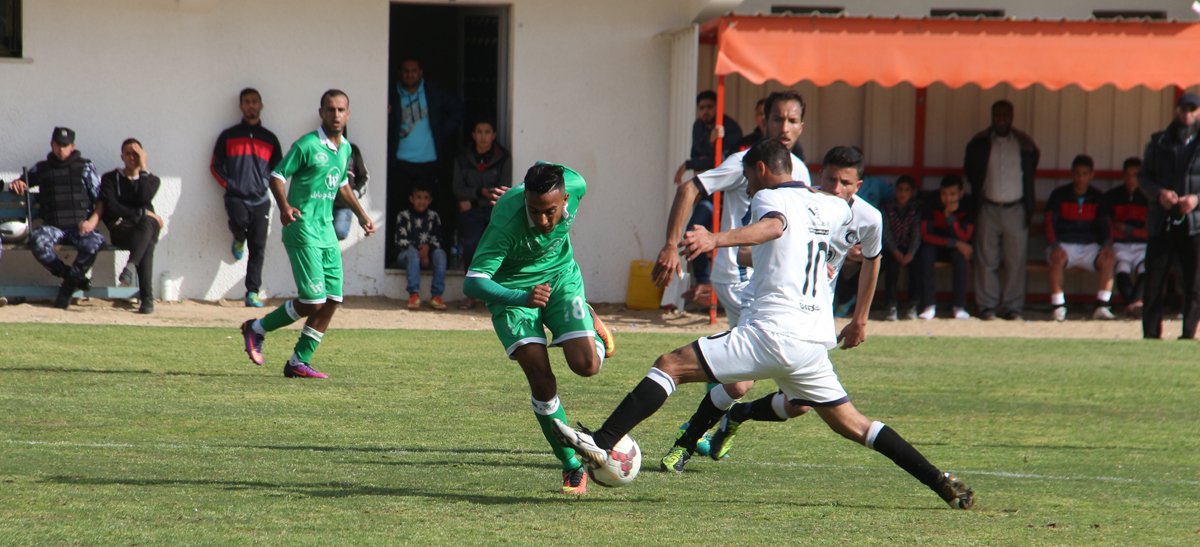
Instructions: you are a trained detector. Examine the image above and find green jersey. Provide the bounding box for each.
[468,163,587,288]
[271,127,351,248]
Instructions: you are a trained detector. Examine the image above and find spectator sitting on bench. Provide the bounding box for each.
[396,184,446,311]
[918,174,974,320]
[1104,156,1148,315]
[1045,154,1116,322]
[9,127,105,309]
[100,138,164,314]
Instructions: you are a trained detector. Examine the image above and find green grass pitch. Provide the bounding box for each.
[1,324,1197,544]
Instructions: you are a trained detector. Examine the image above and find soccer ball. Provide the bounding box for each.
[587,434,641,487]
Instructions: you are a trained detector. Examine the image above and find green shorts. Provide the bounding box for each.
[285,244,343,304]
[487,266,595,357]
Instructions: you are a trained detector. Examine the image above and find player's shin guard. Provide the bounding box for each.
[293,325,323,364]
[593,367,676,451]
[531,396,580,471]
[729,391,789,423]
[866,421,943,489]
[261,300,302,332]
[677,385,736,450]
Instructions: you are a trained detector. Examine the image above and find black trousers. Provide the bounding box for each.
[882,249,921,308]
[920,245,969,309]
[457,205,491,272]
[1142,226,1200,339]
[224,197,270,294]
[108,216,160,300]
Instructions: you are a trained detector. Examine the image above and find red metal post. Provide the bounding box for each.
[709,74,726,325]
[913,87,928,185]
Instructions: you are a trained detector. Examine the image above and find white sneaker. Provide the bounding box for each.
[550,419,608,468]
[953,307,971,320]
[1052,306,1067,322]
[885,306,899,321]
[905,306,919,320]
[918,306,936,320]
[1092,306,1116,320]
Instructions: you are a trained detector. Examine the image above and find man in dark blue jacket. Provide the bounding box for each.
[211,87,283,307]
[388,57,464,268]
[1138,93,1200,339]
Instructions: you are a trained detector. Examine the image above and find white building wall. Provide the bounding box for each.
[1,0,700,303]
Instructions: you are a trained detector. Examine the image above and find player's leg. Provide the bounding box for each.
[1093,245,1116,319]
[494,304,587,493]
[662,380,750,471]
[283,246,343,377]
[240,245,320,373]
[1048,244,1068,320]
[222,195,250,261]
[813,401,974,509]
[547,267,612,378]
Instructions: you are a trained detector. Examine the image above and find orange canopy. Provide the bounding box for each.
[704,15,1200,91]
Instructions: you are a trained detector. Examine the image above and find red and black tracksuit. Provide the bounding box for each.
[210,121,282,295]
[1044,185,1110,247]
[1105,185,1149,304]
[919,206,974,309]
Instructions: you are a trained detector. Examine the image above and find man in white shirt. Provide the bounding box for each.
[553,140,974,510]
[964,100,1040,321]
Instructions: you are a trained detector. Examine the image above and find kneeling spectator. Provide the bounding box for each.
[1105,157,1148,315]
[881,175,922,320]
[100,138,164,314]
[918,175,973,320]
[396,185,446,310]
[1046,154,1116,321]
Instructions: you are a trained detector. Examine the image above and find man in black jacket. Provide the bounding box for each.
[388,57,463,267]
[1138,93,1200,339]
[963,100,1040,321]
[211,87,283,308]
[9,127,105,309]
[101,138,163,314]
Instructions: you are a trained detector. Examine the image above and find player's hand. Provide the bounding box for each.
[673,163,688,186]
[419,245,431,268]
[653,243,683,289]
[1159,189,1180,210]
[359,216,376,236]
[709,125,725,144]
[280,205,301,226]
[458,200,472,213]
[682,224,716,260]
[9,179,27,195]
[837,320,867,349]
[527,283,551,308]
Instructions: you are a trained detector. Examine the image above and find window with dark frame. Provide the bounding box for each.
[1093,10,1167,21]
[0,0,20,58]
[770,5,845,16]
[930,8,1006,19]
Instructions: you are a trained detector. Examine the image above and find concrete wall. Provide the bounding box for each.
[1,0,700,303]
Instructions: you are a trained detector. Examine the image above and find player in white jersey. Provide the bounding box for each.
[652,91,808,459]
[553,141,974,509]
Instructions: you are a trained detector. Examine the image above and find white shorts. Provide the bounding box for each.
[713,280,751,327]
[693,325,849,406]
[1049,242,1101,272]
[1113,242,1147,275]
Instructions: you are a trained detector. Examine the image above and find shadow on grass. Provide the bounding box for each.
[242,444,547,456]
[42,475,624,505]
[0,366,245,378]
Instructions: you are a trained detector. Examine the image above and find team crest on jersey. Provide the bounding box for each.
[324,167,342,190]
[845,229,860,246]
[316,152,329,163]
[308,280,325,295]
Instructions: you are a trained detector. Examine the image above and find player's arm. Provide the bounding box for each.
[838,254,879,349]
[653,179,702,287]
[681,213,784,260]
[269,175,298,225]
[337,183,375,236]
[462,220,546,308]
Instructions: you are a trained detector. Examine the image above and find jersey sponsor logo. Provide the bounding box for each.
[307,279,325,295]
[324,167,342,190]
[807,204,831,236]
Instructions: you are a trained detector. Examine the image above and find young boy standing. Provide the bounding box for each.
[396,185,447,310]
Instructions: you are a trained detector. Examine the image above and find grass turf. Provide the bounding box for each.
[1,324,1197,544]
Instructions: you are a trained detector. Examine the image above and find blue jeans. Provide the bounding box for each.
[333,207,354,241]
[402,246,446,296]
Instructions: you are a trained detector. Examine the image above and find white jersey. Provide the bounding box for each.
[744,183,853,348]
[828,197,884,288]
[695,149,810,285]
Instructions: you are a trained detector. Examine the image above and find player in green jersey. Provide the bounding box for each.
[463,162,615,495]
[239,89,376,379]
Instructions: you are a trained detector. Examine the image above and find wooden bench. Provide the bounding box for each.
[0,187,138,300]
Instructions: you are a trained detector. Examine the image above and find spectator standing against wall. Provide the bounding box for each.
[100,138,164,314]
[211,87,283,308]
[388,56,463,267]
[1104,157,1148,314]
[964,100,1040,321]
[1043,155,1116,321]
[9,127,105,309]
[918,175,973,320]
[881,175,922,321]
[452,118,510,310]
[1138,93,1200,339]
